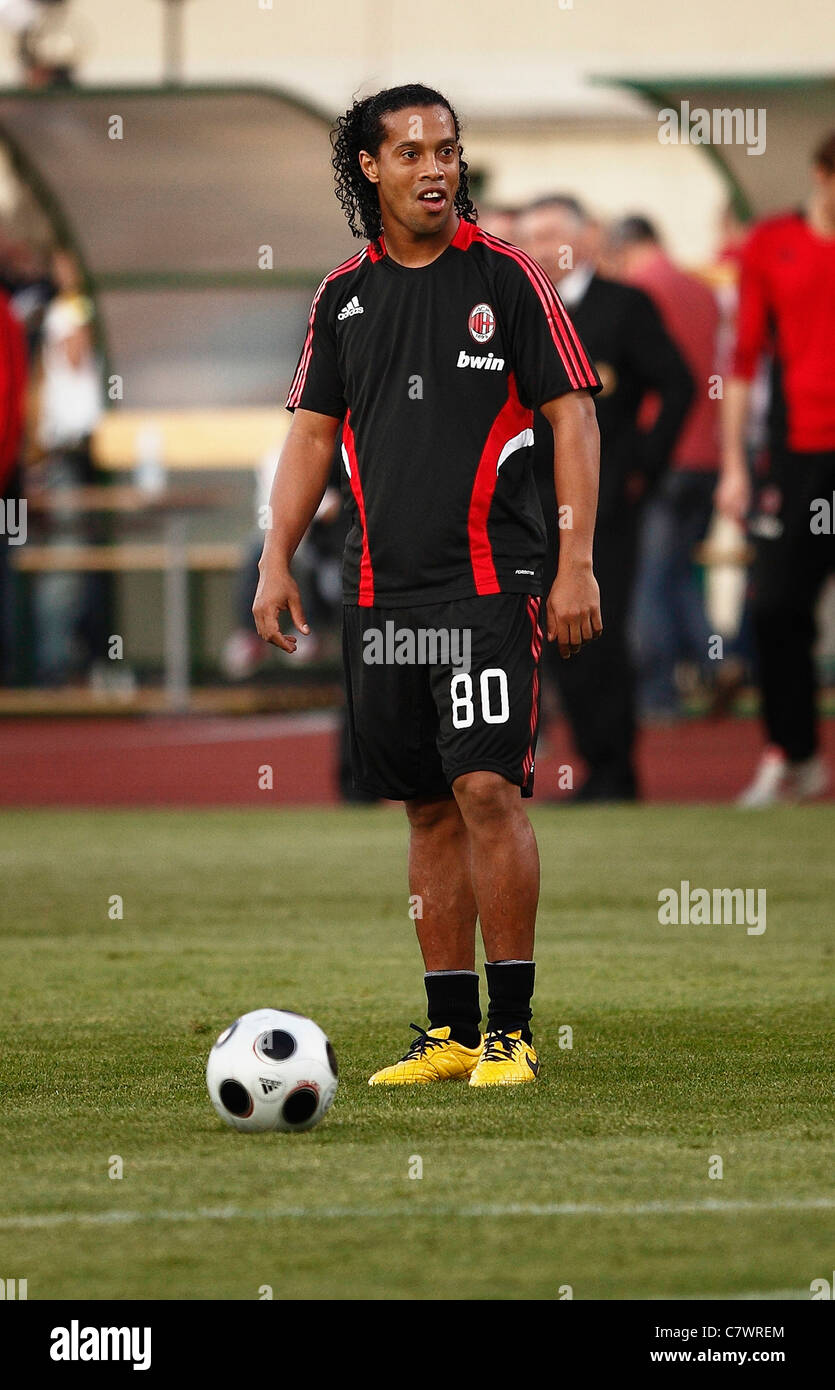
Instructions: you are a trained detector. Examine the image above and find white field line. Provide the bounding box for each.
[668,1289,809,1301]
[2,1195,834,1230]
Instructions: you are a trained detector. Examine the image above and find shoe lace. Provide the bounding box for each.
[481,1030,522,1063]
[399,1023,449,1061]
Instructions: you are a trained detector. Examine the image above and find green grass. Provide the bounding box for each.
[1,806,833,1300]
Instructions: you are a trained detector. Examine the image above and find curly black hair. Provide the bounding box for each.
[331,83,477,242]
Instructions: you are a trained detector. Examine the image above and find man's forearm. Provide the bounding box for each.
[715,377,754,521]
[539,392,603,654]
[260,418,339,571]
[721,378,752,475]
[550,395,600,566]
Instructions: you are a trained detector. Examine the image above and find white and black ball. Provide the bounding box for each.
[207,1008,337,1133]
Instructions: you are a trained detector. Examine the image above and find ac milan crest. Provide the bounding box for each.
[468,302,495,343]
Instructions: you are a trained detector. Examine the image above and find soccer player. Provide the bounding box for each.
[717,130,835,805]
[253,84,602,1086]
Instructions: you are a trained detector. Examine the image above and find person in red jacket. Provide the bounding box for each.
[717,130,835,805]
[0,287,28,684]
[0,287,26,497]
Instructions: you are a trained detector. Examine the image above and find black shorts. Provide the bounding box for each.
[342,593,544,801]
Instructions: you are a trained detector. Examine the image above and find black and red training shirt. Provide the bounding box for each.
[286,217,601,606]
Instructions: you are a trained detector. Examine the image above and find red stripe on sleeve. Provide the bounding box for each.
[285,249,367,409]
[475,229,598,390]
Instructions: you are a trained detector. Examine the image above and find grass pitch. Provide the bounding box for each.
[1,805,833,1301]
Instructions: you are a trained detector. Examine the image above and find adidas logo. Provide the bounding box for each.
[337,295,364,321]
[259,1077,282,1095]
[457,349,505,371]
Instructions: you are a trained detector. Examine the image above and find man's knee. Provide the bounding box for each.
[452,770,518,827]
[405,792,459,834]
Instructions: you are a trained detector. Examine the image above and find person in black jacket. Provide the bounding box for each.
[517,196,693,800]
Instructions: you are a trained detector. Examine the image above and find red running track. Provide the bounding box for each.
[2,712,833,806]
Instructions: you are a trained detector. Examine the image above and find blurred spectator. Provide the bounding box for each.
[609,214,735,721]
[717,130,835,805]
[223,452,280,682]
[0,235,54,362]
[224,445,344,680]
[229,431,373,801]
[702,204,767,449]
[582,214,609,275]
[0,284,28,684]
[518,194,693,800]
[476,204,519,241]
[696,204,760,700]
[0,0,41,34]
[0,0,81,88]
[30,246,104,684]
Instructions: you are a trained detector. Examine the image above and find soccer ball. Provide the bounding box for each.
[206,1008,338,1133]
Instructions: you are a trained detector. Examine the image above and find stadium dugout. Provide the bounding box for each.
[0,85,354,706]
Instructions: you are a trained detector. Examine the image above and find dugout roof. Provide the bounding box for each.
[0,86,356,408]
[599,75,835,220]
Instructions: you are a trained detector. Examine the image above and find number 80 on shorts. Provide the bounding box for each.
[450,669,510,728]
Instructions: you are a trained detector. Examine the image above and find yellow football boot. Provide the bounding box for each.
[368,1023,483,1085]
[468,1029,540,1087]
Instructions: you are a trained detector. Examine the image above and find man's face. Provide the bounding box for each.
[359,105,459,238]
[608,238,644,281]
[517,206,587,282]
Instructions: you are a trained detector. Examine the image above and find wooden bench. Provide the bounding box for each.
[14,542,242,573]
[16,408,292,707]
[91,407,290,472]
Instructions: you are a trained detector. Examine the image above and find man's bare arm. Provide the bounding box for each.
[252,408,342,651]
[540,390,603,659]
[716,378,752,522]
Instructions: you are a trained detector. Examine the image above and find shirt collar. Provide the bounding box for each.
[556,262,594,307]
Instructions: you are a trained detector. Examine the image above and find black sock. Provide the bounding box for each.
[424,970,481,1048]
[485,960,535,1043]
